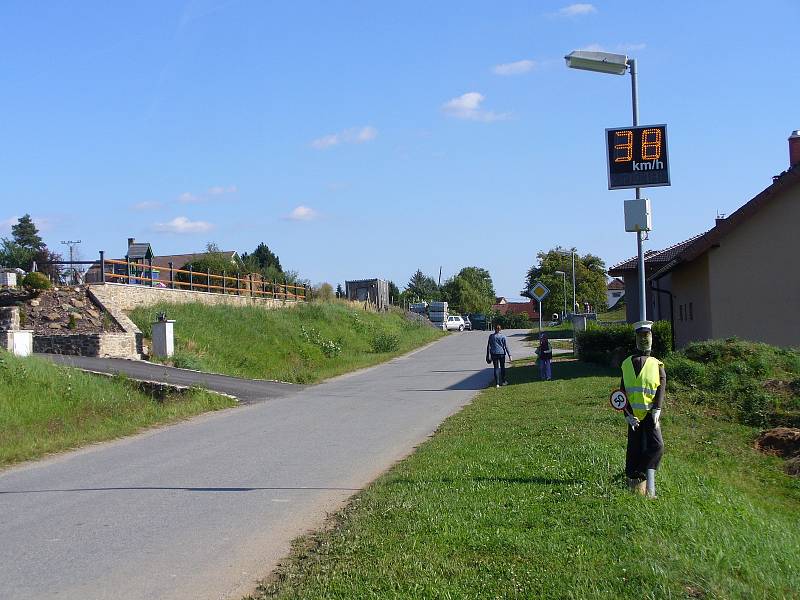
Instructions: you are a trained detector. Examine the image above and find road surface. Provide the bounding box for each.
[40,354,304,403]
[1,330,535,600]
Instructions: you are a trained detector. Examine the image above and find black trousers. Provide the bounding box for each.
[491,354,506,385]
[625,413,664,479]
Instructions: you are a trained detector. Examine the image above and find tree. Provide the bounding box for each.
[405,269,439,300]
[12,214,44,250]
[387,280,400,303]
[336,283,344,298]
[441,267,496,314]
[241,242,282,274]
[522,247,607,316]
[315,282,334,301]
[0,215,60,275]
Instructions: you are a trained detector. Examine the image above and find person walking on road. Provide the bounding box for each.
[486,324,512,388]
[537,333,553,381]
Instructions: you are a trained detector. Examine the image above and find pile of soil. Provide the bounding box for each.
[19,287,122,335]
[755,427,800,476]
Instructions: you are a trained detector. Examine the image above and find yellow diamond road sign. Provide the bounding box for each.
[530,281,550,302]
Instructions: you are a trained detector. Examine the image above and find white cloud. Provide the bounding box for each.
[132,201,162,211]
[579,43,606,52]
[578,42,647,53]
[442,92,508,122]
[178,192,200,204]
[310,126,378,149]
[0,216,17,231]
[285,205,319,221]
[493,59,536,76]
[557,3,597,17]
[208,184,238,195]
[153,216,212,234]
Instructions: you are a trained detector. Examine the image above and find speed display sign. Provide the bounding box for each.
[606,124,670,190]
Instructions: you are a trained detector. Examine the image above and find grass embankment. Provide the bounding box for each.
[250,357,800,599]
[0,352,234,468]
[130,302,443,384]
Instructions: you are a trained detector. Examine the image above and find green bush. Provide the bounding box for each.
[664,354,706,388]
[575,321,672,366]
[664,338,800,428]
[371,332,400,353]
[21,271,52,292]
[492,311,531,329]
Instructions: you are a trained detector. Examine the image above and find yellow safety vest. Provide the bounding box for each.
[621,356,663,420]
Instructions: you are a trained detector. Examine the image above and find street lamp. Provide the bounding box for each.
[557,249,577,316]
[565,49,648,323]
[554,271,567,321]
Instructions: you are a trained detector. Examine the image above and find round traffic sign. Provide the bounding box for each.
[609,390,627,411]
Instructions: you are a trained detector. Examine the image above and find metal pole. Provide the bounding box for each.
[571,251,576,314]
[629,57,647,322]
[538,300,542,333]
[561,273,566,320]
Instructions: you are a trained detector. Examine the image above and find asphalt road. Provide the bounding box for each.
[39,354,304,403]
[1,330,535,600]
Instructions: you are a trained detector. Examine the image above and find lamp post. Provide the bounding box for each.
[554,270,567,321]
[565,50,647,322]
[557,249,577,316]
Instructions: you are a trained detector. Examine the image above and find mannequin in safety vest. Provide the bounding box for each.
[620,320,666,498]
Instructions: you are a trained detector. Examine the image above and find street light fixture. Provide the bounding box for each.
[554,271,567,321]
[565,49,648,323]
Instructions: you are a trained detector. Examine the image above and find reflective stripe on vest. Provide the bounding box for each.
[621,356,663,420]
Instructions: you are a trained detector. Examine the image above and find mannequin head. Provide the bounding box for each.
[633,320,653,355]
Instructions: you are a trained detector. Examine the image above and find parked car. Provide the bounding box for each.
[468,313,488,330]
[445,315,466,331]
[462,316,472,331]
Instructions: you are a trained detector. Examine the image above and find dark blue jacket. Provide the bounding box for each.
[487,333,510,358]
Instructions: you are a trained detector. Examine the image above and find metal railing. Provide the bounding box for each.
[96,252,307,301]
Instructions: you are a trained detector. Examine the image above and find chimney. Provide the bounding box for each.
[790,130,800,168]
[127,237,135,247]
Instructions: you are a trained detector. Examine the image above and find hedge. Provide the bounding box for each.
[575,321,672,366]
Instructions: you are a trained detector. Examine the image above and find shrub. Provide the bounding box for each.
[21,271,52,292]
[575,321,672,366]
[371,332,400,353]
[492,311,531,329]
[664,354,706,388]
[315,282,334,302]
[67,313,77,330]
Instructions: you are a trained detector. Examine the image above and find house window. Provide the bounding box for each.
[689,302,694,321]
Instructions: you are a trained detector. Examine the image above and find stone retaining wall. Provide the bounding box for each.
[88,282,294,312]
[33,332,138,359]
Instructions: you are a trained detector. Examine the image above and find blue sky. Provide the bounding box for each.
[1,1,798,298]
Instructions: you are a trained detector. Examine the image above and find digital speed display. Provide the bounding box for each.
[606,124,670,190]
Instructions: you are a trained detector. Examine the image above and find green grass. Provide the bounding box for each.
[250,358,800,599]
[130,302,444,384]
[0,352,235,468]
[597,304,626,321]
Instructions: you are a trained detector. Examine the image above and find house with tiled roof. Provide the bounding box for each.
[606,277,625,309]
[611,131,800,348]
[608,233,707,324]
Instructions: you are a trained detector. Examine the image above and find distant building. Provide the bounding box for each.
[606,278,625,309]
[345,279,390,310]
[610,131,800,348]
[491,298,539,320]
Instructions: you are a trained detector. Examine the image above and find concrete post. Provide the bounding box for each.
[151,319,175,358]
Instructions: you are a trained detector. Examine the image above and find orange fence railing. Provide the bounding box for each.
[98,255,307,301]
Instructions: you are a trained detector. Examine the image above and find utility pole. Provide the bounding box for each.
[61,240,82,284]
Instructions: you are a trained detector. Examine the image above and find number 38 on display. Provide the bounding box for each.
[605,124,670,190]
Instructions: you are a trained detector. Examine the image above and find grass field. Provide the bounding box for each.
[250,357,800,599]
[130,302,444,384]
[0,352,235,468]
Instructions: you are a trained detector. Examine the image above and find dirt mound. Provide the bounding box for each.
[755,428,800,476]
[20,286,121,334]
